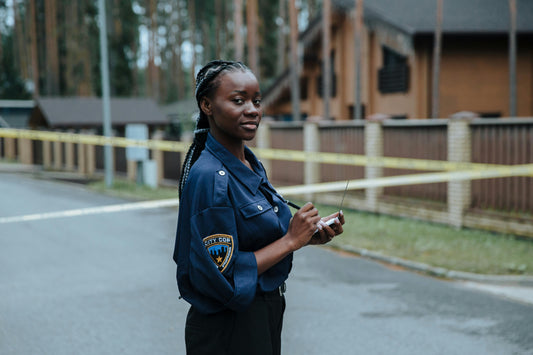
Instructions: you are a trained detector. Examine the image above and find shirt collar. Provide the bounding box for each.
[205,133,265,194]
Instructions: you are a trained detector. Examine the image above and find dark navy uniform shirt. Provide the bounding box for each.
[173,133,293,314]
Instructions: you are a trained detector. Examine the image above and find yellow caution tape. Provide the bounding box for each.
[277,164,533,196]
[0,128,528,173]
[0,128,190,152]
[252,147,503,171]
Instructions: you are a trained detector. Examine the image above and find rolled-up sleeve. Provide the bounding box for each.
[189,206,258,311]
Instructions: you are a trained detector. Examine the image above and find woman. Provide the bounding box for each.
[173,60,344,355]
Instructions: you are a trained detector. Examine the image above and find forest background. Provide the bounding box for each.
[0,0,320,103]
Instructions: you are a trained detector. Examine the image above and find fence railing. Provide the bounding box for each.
[470,119,533,213]
[1,114,532,238]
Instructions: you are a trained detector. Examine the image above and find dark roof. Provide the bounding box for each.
[31,97,168,128]
[334,0,533,35]
[161,98,198,120]
[0,100,35,128]
[0,100,34,108]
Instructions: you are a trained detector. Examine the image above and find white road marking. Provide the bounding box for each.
[0,198,179,224]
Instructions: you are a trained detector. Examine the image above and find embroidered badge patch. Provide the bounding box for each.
[202,234,234,272]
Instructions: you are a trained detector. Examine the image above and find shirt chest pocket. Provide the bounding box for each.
[240,198,273,219]
[238,198,283,251]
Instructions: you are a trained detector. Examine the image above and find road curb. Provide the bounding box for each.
[331,244,533,286]
[0,162,41,173]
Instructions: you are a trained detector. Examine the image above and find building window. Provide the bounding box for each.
[378,46,409,94]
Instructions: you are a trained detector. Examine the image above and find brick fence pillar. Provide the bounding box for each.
[256,122,271,177]
[77,136,86,175]
[77,130,94,176]
[65,130,75,171]
[447,111,476,228]
[85,130,96,177]
[127,160,137,181]
[304,122,320,201]
[151,130,165,185]
[43,140,52,169]
[4,137,16,160]
[18,137,33,165]
[365,114,388,211]
[53,139,62,170]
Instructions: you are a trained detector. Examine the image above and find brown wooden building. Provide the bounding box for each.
[263,0,533,120]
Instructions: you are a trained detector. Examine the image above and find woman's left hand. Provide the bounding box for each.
[308,210,345,245]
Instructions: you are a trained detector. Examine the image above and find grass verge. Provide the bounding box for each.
[88,178,178,201]
[290,201,533,276]
[89,179,533,276]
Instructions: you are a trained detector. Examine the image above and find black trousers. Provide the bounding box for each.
[185,291,286,355]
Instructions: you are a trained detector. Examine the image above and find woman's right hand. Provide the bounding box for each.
[285,202,321,251]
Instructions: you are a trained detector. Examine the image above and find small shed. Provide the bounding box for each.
[29,97,168,135]
[0,100,35,128]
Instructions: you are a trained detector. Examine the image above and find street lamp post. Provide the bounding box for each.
[98,0,113,187]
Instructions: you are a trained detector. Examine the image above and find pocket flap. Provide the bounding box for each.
[240,198,272,219]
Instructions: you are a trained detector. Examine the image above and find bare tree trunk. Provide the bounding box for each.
[215,0,222,58]
[78,0,93,95]
[509,0,517,117]
[0,25,2,76]
[431,0,443,118]
[220,0,230,58]
[233,0,243,61]
[354,0,363,120]
[28,0,40,97]
[64,1,74,94]
[276,0,287,75]
[64,0,78,95]
[202,21,210,63]
[189,0,197,91]
[80,21,93,96]
[45,0,60,95]
[148,0,159,101]
[173,0,185,100]
[289,0,301,121]
[322,0,331,120]
[130,35,139,96]
[246,0,259,76]
[13,2,29,79]
[146,0,153,97]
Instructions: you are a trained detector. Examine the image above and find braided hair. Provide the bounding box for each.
[178,60,251,198]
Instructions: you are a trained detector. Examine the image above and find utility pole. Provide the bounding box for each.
[289,0,301,121]
[354,0,363,120]
[98,0,113,187]
[322,0,331,120]
[509,0,517,117]
[431,0,443,118]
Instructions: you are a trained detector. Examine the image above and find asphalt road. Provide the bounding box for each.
[1,172,532,355]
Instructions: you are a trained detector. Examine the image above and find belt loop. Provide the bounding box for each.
[279,282,286,296]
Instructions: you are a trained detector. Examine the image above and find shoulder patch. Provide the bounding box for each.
[202,234,234,272]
